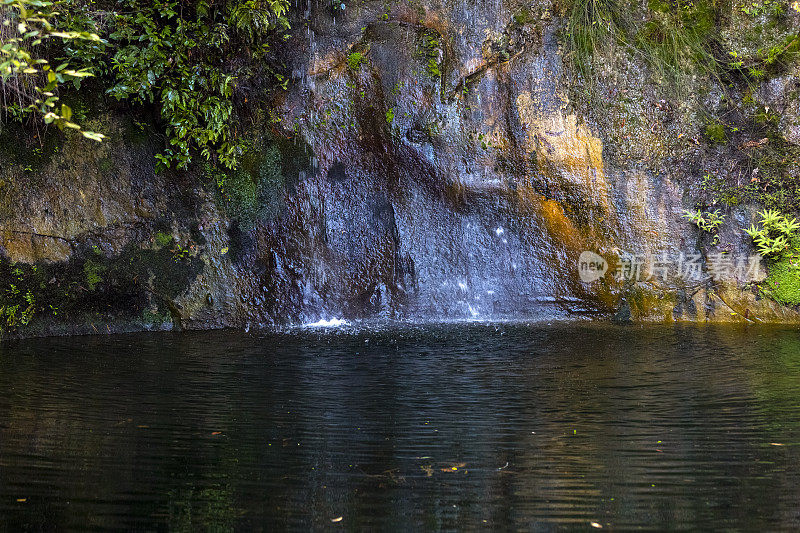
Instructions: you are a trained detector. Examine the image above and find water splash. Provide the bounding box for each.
[303,318,351,328]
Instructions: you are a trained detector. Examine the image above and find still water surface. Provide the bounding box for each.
[1,324,800,530]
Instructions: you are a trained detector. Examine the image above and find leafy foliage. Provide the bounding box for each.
[744,209,799,258]
[739,0,784,18]
[105,0,290,171]
[2,0,291,170]
[744,210,800,305]
[684,208,726,245]
[0,264,36,335]
[683,209,726,240]
[0,0,105,140]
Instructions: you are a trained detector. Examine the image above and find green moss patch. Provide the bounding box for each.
[204,134,310,231]
[154,231,174,248]
[513,8,536,25]
[704,122,727,144]
[764,257,800,305]
[417,30,442,80]
[347,52,366,70]
[0,241,203,338]
[83,258,106,291]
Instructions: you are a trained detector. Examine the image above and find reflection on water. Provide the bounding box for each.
[1,324,800,530]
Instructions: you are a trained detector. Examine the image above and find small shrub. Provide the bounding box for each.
[0,0,105,140]
[0,263,35,335]
[744,210,800,303]
[683,209,726,244]
[744,209,799,258]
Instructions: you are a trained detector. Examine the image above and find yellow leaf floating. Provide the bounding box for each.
[331,517,343,523]
[220,247,229,255]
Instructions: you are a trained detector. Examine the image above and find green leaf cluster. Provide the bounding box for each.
[744,209,800,258]
[744,210,800,306]
[0,283,35,329]
[0,0,105,139]
[683,209,726,233]
[105,0,290,171]
[2,0,290,170]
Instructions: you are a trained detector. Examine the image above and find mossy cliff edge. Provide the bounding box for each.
[2,0,800,337]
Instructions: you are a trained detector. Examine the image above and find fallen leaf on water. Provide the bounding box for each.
[211,432,222,436]
[137,425,149,429]
[220,247,229,255]
[590,522,603,528]
[16,499,26,503]
[771,443,785,446]
[331,516,343,523]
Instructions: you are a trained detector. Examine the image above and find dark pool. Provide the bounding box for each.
[1,323,800,530]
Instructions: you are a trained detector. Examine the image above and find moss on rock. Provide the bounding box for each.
[0,239,204,338]
[764,256,800,305]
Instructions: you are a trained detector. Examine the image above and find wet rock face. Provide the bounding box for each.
[266,2,609,321]
[267,0,653,321]
[267,0,800,323]
[3,0,800,336]
[0,117,263,336]
[760,68,800,146]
